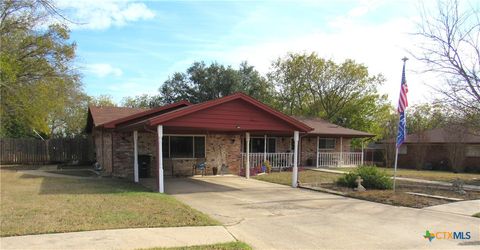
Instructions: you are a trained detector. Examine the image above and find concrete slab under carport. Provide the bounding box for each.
[166,176,480,249]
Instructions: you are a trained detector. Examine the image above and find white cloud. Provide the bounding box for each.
[192,7,438,106]
[84,63,123,77]
[55,0,155,30]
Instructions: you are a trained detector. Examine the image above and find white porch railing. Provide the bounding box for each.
[241,153,293,170]
[317,152,363,167]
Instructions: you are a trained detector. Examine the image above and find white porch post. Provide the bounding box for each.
[361,141,364,166]
[157,125,164,193]
[339,137,343,167]
[292,131,299,188]
[263,134,267,163]
[316,136,319,168]
[246,132,250,179]
[133,130,139,183]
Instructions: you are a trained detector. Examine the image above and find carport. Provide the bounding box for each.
[104,93,313,193]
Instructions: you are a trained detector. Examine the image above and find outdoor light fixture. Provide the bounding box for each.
[236,125,241,129]
[231,138,235,144]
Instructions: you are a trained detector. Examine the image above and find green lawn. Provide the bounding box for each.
[144,241,252,250]
[0,170,218,236]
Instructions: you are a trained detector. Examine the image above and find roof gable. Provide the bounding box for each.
[149,93,313,132]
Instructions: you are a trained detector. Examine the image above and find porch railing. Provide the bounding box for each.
[241,153,293,170]
[317,152,363,167]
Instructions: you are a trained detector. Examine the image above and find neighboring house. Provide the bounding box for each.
[388,128,480,171]
[86,93,373,192]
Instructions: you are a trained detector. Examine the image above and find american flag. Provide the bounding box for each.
[396,61,408,148]
[397,63,408,113]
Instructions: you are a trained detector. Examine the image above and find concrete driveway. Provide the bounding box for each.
[166,176,479,250]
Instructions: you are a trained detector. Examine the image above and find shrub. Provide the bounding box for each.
[337,165,393,190]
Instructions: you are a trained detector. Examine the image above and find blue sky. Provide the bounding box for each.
[57,0,436,105]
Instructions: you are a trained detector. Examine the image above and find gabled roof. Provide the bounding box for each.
[88,106,148,127]
[147,93,313,132]
[103,100,191,129]
[294,117,375,138]
[404,128,480,144]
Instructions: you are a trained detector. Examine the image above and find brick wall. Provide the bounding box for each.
[92,128,113,174]
[108,132,242,179]
[300,137,317,166]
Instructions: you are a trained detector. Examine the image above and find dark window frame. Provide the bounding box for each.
[162,135,206,159]
[319,138,336,150]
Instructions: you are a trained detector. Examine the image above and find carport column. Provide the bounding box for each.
[339,137,343,166]
[263,134,267,162]
[133,130,139,183]
[361,142,364,165]
[246,132,250,179]
[157,125,164,193]
[316,136,319,168]
[292,131,299,188]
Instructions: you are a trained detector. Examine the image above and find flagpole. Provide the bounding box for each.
[393,146,399,192]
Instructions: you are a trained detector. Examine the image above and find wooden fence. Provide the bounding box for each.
[0,137,95,164]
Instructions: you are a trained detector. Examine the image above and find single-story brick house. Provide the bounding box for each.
[86,93,373,192]
[393,128,480,172]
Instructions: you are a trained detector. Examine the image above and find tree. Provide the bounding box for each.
[158,61,273,104]
[444,122,467,172]
[0,0,84,138]
[268,52,391,136]
[88,95,116,107]
[413,0,480,128]
[379,111,398,168]
[121,94,162,108]
[406,103,446,169]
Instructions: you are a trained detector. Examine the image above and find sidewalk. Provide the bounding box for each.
[0,226,235,250]
[423,200,480,217]
[310,168,480,191]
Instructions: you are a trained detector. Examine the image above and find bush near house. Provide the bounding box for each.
[337,166,393,190]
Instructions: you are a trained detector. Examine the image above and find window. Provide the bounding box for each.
[398,145,407,155]
[268,138,276,153]
[465,145,480,157]
[162,135,205,159]
[319,138,336,150]
[243,137,276,153]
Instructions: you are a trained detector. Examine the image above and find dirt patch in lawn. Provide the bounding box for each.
[45,170,98,177]
[254,170,480,208]
[307,181,480,208]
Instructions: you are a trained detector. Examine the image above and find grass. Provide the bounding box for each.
[143,241,252,250]
[0,169,218,236]
[254,170,480,208]
[473,212,480,218]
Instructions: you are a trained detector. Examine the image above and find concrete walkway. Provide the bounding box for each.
[0,226,235,250]
[311,168,480,191]
[168,176,479,249]
[424,200,480,217]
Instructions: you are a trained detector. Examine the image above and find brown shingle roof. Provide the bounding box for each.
[88,106,148,127]
[293,117,374,137]
[405,128,480,144]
